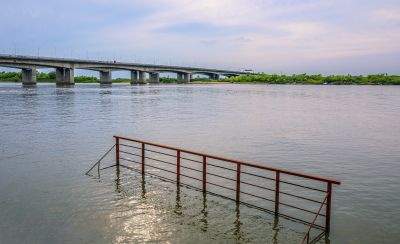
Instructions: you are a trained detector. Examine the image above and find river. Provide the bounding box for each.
[0,83,399,243]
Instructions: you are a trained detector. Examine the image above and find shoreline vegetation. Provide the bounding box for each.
[1,71,399,85]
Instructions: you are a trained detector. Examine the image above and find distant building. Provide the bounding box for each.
[241,69,253,73]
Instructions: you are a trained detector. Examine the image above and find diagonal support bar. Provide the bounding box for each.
[85,144,116,175]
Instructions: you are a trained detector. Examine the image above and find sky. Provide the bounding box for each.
[1,0,400,75]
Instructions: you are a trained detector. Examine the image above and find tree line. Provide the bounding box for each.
[1,71,399,85]
[225,74,400,85]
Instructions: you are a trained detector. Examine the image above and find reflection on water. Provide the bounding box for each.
[105,164,301,243]
[175,185,182,216]
[272,216,280,244]
[234,203,243,243]
[201,192,208,233]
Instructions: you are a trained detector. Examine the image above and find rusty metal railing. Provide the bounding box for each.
[85,144,116,178]
[88,135,341,243]
[301,194,329,243]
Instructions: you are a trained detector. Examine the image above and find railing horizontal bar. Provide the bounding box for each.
[145,148,177,158]
[120,150,141,157]
[234,201,324,230]
[120,144,327,215]
[241,171,275,181]
[119,144,141,150]
[280,191,326,205]
[145,156,176,167]
[180,156,202,164]
[120,157,141,165]
[241,172,327,195]
[207,172,236,182]
[180,173,202,182]
[180,164,202,173]
[207,181,236,192]
[117,163,325,231]
[120,154,175,173]
[100,164,117,170]
[240,191,275,203]
[119,164,175,183]
[207,163,236,172]
[240,180,276,192]
[280,202,326,217]
[280,180,326,193]
[115,135,340,184]
[143,163,177,175]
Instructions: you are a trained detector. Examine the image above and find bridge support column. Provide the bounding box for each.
[177,73,183,83]
[149,72,160,84]
[56,68,74,86]
[100,71,112,85]
[183,73,191,83]
[209,74,220,80]
[177,73,190,83]
[138,71,146,84]
[22,68,37,86]
[130,71,138,84]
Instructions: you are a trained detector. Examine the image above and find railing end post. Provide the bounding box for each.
[177,150,181,184]
[141,143,145,174]
[275,171,280,216]
[236,163,241,202]
[115,137,120,166]
[202,156,207,193]
[325,182,332,233]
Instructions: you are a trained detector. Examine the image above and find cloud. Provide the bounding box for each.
[373,8,400,21]
[1,0,400,74]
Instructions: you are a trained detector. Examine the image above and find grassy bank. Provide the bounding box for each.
[1,71,399,85]
[0,71,127,83]
[225,74,400,85]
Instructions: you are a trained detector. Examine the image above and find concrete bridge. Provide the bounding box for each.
[0,54,248,86]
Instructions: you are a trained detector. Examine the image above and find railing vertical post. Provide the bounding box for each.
[177,150,181,184]
[141,143,145,174]
[275,171,280,215]
[202,156,206,192]
[115,137,120,166]
[326,182,332,233]
[236,163,241,202]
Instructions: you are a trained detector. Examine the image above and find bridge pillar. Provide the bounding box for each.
[209,74,220,80]
[149,72,160,84]
[177,73,190,83]
[21,68,37,86]
[56,68,74,86]
[183,73,191,83]
[130,71,138,84]
[100,71,112,85]
[177,73,183,83]
[138,71,146,84]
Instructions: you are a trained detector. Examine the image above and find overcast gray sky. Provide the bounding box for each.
[1,0,399,74]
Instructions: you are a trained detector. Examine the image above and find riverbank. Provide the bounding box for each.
[1,72,399,85]
[224,74,400,85]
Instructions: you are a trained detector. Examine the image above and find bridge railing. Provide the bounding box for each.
[99,135,341,243]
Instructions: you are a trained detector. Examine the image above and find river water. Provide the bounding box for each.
[0,83,399,243]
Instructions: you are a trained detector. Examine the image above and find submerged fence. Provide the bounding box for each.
[87,135,341,243]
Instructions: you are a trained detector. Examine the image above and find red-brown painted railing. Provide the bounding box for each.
[301,194,329,244]
[111,135,341,243]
